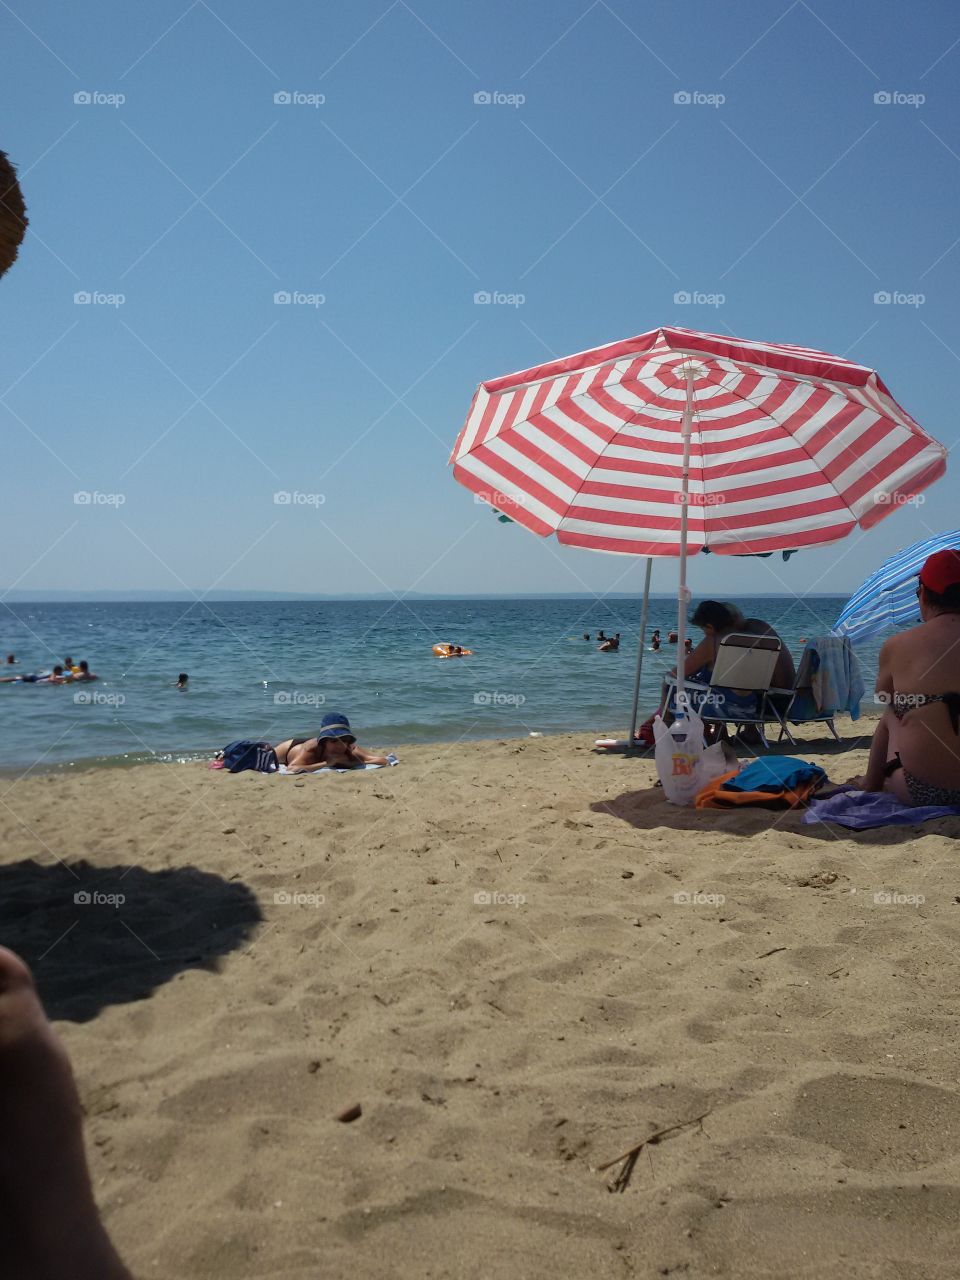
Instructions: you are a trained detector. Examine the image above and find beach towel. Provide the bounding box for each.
[803,788,960,829]
[794,636,864,721]
[279,754,399,775]
[695,757,826,810]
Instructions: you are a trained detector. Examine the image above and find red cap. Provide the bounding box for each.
[919,548,960,594]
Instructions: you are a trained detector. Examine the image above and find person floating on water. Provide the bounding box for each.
[4,654,15,665]
[173,673,189,690]
[854,549,960,806]
[650,630,661,652]
[69,661,97,682]
[273,712,391,773]
[1,664,67,685]
[598,632,621,652]
[668,631,678,644]
[583,633,590,641]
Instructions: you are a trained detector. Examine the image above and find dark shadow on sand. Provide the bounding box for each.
[0,859,262,1022]
[591,729,960,847]
[593,787,960,846]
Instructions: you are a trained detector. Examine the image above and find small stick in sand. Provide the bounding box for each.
[757,946,787,959]
[595,1109,711,1192]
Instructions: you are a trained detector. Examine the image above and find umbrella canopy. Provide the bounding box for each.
[450,326,946,557]
[451,325,947,727]
[833,530,960,644]
[0,149,28,280]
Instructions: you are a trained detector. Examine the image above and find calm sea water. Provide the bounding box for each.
[0,598,879,771]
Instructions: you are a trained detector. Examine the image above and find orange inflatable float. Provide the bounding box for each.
[432,643,472,658]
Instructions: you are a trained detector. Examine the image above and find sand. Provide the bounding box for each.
[3,722,960,1279]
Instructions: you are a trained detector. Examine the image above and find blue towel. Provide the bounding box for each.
[725,756,826,793]
[805,635,865,720]
[803,788,960,829]
[279,753,399,775]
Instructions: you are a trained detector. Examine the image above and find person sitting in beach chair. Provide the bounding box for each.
[274,712,391,773]
[855,549,960,806]
[635,601,793,744]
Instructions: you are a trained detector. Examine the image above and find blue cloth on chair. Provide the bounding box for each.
[795,636,864,721]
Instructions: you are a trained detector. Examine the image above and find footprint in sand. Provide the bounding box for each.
[789,1072,960,1171]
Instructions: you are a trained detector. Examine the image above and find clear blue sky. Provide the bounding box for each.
[2,0,957,601]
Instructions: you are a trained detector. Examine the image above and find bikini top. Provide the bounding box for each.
[892,691,960,735]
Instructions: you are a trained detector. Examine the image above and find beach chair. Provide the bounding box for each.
[665,632,783,748]
[763,638,854,745]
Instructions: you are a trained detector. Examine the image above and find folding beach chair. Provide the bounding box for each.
[665,632,783,748]
[764,639,849,745]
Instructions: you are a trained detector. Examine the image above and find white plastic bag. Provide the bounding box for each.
[653,695,731,806]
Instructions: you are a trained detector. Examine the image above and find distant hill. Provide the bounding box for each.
[2,589,848,603]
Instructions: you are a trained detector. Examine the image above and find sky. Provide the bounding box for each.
[1,0,958,602]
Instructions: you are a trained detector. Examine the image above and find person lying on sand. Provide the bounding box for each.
[855,549,960,806]
[0,945,132,1278]
[274,711,391,772]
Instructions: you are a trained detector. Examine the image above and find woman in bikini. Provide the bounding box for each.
[858,549,960,806]
[273,711,391,773]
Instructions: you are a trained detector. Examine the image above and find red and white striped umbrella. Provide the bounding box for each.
[450,326,946,557]
[451,325,947,731]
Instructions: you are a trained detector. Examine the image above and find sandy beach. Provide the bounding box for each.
[3,722,960,1279]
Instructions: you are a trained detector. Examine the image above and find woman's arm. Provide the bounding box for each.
[350,745,391,766]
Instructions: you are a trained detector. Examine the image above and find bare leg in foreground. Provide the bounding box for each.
[0,946,131,1279]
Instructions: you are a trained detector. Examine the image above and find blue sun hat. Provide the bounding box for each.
[317,712,356,743]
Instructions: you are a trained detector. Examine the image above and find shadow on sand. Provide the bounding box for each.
[591,732,960,847]
[0,859,262,1022]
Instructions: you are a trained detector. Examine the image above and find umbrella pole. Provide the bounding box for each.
[626,556,653,750]
[674,367,696,713]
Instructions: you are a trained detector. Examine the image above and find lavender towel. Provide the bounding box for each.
[803,788,960,830]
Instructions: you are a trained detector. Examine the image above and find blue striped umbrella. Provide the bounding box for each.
[833,531,960,644]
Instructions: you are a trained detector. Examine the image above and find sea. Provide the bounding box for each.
[0,597,881,772]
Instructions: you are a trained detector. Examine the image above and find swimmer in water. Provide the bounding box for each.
[173,673,189,690]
